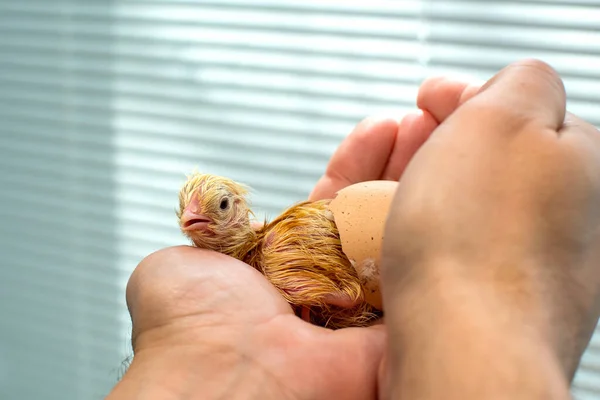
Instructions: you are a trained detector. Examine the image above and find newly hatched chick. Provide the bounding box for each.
[176,172,382,329]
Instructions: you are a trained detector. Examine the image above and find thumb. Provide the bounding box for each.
[312,326,386,399]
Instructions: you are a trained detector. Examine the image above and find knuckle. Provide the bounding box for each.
[357,115,398,135]
[513,58,565,94]
[516,58,557,77]
[419,76,448,93]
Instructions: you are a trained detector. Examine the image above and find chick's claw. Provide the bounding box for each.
[300,306,311,323]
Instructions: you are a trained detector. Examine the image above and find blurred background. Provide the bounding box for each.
[0,0,599,399]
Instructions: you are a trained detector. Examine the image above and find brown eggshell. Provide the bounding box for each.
[328,180,398,310]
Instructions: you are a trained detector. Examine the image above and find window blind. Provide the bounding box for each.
[0,1,598,399]
[0,1,421,399]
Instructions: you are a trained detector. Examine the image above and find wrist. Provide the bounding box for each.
[107,347,235,400]
[382,258,571,400]
[107,333,283,400]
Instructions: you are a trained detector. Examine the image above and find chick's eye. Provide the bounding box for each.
[219,198,229,210]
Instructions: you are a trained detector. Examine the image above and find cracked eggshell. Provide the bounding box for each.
[328,180,399,310]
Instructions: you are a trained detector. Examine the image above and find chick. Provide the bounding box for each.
[176,172,382,329]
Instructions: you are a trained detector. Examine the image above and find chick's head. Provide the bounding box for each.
[177,172,255,258]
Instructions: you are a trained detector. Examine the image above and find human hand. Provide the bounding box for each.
[309,110,437,200]
[380,59,600,399]
[107,247,385,400]
[107,113,438,400]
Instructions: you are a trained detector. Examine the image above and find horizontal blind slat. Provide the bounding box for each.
[0,68,415,105]
[0,98,355,143]
[0,83,384,126]
[424,0,600,29]
[0,0,421,17]
[0,127,329,192]
[0,6,421,38]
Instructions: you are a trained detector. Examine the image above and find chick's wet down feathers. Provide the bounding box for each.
[177,172,382,329]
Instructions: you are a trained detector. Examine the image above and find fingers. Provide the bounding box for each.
[560,112,600,166]
[381,110,439,181]
[310,112,441,200]
[418,59,567,132]
[313,326,385,399]
[562,112,600,141]
[309,117,398,201]
[417,77,482,124]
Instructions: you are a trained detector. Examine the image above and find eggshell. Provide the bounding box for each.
[328,180,399,310]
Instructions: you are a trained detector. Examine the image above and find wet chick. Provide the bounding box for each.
[176,172,382,329]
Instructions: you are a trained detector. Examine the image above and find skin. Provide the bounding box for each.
[380,59,600,399]
[108,59,600,400]
[108,114,425,400]
[107,105,434,400]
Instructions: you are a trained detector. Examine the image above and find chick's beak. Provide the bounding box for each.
[180,196,212,232]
